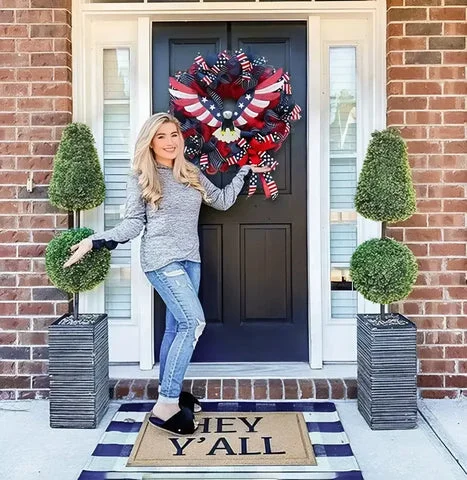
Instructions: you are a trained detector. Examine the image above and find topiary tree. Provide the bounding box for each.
[46,123,111,321]
[350,128,418,318]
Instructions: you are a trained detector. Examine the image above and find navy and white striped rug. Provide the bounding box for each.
[78,401,363,479]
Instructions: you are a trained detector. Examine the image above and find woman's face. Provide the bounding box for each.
[151,122,181,164]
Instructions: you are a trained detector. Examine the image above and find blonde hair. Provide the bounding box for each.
[132,112,209,209]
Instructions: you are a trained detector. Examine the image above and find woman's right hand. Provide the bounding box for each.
[63,238,93,268]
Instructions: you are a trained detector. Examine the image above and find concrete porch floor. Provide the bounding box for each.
[0,399,465,480]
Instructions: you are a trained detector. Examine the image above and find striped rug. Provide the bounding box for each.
[78,401,363,479]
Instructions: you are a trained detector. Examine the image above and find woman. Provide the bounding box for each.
[63,112,271,435]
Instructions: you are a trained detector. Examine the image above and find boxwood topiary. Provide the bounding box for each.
[354,128,416,223]
[48,122,105,212]
[46,122,110,321]
[351,128,418,312]
[46,228,111,294]
[350,238,418,305]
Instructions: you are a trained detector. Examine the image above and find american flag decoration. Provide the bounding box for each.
[168,50,301,200]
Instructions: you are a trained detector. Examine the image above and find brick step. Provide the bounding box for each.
[110,378,358,401]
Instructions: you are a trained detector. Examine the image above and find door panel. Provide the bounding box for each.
[153,22,308,361]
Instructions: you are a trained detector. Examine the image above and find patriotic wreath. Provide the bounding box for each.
[168,50,301,200]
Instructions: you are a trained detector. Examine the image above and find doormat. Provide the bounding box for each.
[128,411,316,467]
[78,401,363,480]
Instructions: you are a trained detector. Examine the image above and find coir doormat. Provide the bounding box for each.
[128,411,316,467]
[78,401,363,480]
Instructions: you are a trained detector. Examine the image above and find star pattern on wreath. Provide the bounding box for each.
[168,50,301,200]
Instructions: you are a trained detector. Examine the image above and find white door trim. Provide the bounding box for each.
[74,1,386,372]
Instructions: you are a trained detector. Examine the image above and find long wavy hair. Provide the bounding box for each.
[132,112,209,209]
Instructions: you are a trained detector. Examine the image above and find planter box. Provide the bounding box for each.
[357,313,417,430]
[49,313,109,429]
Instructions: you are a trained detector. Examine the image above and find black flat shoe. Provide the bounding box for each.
[148,407,198,436]
[179,391,202,413]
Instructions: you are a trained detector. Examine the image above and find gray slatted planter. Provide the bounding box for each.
[49,313,109,429]
[357,313,417,430]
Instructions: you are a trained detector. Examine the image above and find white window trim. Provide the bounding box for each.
[74,0,387,373]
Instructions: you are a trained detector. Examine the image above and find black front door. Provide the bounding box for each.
[152,22,308,361]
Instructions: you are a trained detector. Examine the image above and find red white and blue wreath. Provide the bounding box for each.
[168,50,301,200]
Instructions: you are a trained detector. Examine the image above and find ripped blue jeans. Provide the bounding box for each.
[145,261,205,402]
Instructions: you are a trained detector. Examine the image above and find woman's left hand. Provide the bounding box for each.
[250,165,272,174]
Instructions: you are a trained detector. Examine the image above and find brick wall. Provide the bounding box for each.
[386,0,467,399]
[0,0,72,400]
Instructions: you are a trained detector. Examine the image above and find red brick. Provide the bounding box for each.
[298,379,314,399]
[425,331,463,345]
[420,389,458,399]
[444,200,467,213]
[408,287,443,301]
[445,376,467,388]
[314,379,330,400]
[420,361,455,375]
[207,379,221,399]
[429,96,465,109]
[0,288,31,301]
[0,333,17,345]
[238,379,252,400]
[222,379,236,400]
[268,379,283,400]
[31,83,71,97]
[16,9,54,23]
[405,21,442,36]
[406,111,442,124]
[344,379,357,399]
[405,228,441,242]
[0,26,28,38]
[388,66,426,81]
[407,140,442,154]
[418,375,444,388]
[443,112,467,124]
[17,361,48,375]
[387,37,426,51]
[283,379,298,399]
[430,244,465,256]
[444,22,467,36]
[17,39,54,53]
[428,66,465,80]
[115,379,131,400]
[429,8,466,21]
[388,8,427,22]
[406,82,442,96]
[443,51,467,64]
[18,390,49,400]
[413,316,445,329]
[17,68,54,82]
[130,379,147,399]
[329,379,345,399]
[0,362,16,375]
[30,24,70,39]
[18,216,55,229]
[425,302,462,315]
[406,51,441,65]
[428,214,465,227]
[417,346,443,359]
[31,53,71,68]
[0,376,30,389]
[18,332,47,345]
[0,83,29,97]
[446,288,467,300]
[445,141,467,154]
[447,317,467,329]
[18,302,54,315]
[445,347,467,359]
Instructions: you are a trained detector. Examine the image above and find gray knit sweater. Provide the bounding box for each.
[90,164,251,272]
